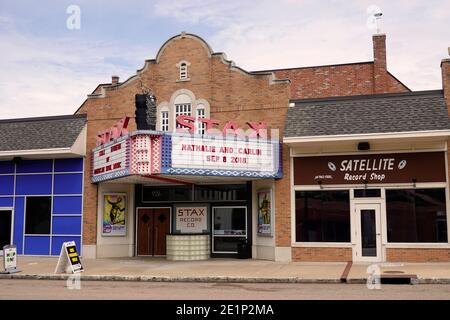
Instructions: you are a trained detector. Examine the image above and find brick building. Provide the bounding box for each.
[1,32,450,262]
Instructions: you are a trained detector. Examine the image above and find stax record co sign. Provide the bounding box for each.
[294,152,446,185]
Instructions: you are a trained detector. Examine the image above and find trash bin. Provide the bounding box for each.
[237,239,251,259]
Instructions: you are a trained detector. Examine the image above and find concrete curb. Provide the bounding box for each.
[1,273,450,284]
[346,278,450,284]
[0,273,343,283]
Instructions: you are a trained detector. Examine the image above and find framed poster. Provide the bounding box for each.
[102,193,127,236]
[257,189,273,236]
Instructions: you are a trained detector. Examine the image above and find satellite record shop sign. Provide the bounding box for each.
[294,152,446,185]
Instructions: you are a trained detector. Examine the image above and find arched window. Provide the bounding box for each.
[157,90,210,133]
[174,93,192,129]
[176,61,191,81]
[179,63,188,80]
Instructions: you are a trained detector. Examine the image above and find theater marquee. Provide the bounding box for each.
[170,135,280,178]
[91,124,282,183]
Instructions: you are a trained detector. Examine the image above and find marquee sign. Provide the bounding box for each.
[294,152,446,185]
[92,135,130,183]
[167,134,280,178]
[91,119,282,182]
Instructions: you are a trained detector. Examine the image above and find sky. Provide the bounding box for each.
[0,0,449,119]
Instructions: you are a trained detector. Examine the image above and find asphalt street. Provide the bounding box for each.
[1,279,450,300]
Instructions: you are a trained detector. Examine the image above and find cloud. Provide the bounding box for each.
[153,0,450,91]
[0,16,153,119]
[1,1,449,119]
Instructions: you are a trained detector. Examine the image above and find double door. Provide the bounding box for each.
[137,208,170,256]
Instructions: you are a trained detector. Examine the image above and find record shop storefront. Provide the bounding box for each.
[284,91,450,262]
[92,118,281,259]
[292,152,448,262]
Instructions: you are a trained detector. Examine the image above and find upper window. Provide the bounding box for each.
[386,188,448,243]
[157,89,210,132]
[175,103,192,129]
[196,105,206,134]
[176,61,191,81]
[295,191,351,242]
[161,111,169,132]
[180,63,188,80]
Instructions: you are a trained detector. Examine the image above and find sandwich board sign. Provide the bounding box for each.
[54,241,84,274]
[1,245,21,274]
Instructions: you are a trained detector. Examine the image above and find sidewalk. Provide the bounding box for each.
[1,257,450,284]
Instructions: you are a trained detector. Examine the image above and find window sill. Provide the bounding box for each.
[292,242,352,248]
[176,78,191,83]
[384,243,450,249]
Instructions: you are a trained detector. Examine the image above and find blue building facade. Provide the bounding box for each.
[0,158,84,255]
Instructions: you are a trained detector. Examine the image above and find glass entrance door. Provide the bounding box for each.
[212,207,247,254]
[354,204,382,262]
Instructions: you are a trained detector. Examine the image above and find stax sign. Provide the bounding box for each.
[176,207,207,233]
[176,115,268,139]
[96,117,130,147]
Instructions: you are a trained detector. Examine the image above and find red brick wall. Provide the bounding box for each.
[270,34,409,99]
[386,248,450,262]
[272,62,409,99]
[443,59,450,112]
[292,247,352,262]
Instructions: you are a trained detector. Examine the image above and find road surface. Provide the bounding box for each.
[1,279,450,300]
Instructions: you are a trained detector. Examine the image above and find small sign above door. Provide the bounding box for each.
[175,206,208,234]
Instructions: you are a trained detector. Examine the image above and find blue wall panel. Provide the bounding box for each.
[52,216,82,235]
[5,158,84,256]
[51,236,82,256]
[54,173,83,195]
[16,175,52,195]
[0,161,14,174]
[24,236,50,255]
[13,197,24,254]
[53,196,82,214]
[0,197,14,207]
[54,158,83,173]
[0,175,14,195]
[16,159,53,173]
